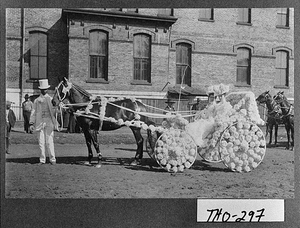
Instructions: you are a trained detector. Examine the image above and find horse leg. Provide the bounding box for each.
[290,118,294,150]
[274,123,278,146]
[90,129,102,168]
[130,126,144,166]
[284,123,290,150]
[83,130,93,165]
[265,122,269,138]
[268,124,273,146]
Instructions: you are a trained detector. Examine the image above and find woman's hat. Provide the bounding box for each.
[38,79,50,89]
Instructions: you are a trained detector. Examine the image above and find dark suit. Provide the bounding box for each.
[6,109,16,153]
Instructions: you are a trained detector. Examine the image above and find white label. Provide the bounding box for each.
[197,199,284,222]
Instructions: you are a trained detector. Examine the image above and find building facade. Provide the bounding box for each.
[6,8,294,118]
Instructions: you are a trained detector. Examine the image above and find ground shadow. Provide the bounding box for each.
[266,141,289,149]
[191,160,232,172]
[6,154,232,173]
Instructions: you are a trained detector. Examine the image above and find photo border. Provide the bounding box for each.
[1,1,299,227]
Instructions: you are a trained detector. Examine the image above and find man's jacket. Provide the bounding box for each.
[30,94,59,131]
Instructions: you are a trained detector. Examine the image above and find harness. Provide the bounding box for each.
[54,81,198,132]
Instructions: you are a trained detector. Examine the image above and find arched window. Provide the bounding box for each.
[275,50,289,86]
[236,47,251,85]
[89,30,108,80]
[29,31,47,79]
[133,33,151,82]
[176,43,191,86]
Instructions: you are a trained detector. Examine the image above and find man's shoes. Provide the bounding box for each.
[6,151,10,154]
[50,161,56,165]
[37,162,45,165]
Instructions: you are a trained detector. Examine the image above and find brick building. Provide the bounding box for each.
[6,8,294,119]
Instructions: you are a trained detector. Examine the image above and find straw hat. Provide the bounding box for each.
[38,79,50,89]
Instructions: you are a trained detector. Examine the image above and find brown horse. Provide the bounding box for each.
[52,78,149,167]
[256,91,283,147]
[273,91,294,150]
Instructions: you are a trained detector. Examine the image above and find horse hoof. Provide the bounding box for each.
[84,161,92,166]
[95,164,101,168]
[130,160,141,166]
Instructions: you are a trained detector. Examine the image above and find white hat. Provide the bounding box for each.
[38,79,50,89]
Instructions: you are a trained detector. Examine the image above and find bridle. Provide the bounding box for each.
[54,79,72,131]
[257,92,283,120]
[273,92,293,114]
[54,80,72,104]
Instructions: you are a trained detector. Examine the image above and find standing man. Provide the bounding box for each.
[6,101,16,154]
[22,94,33,133]
[29,79,59,165]
[164,98,176,113]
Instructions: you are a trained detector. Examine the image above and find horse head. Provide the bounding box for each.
[52,77,72,107]
[273,91,285,104]
[256,90,270,104]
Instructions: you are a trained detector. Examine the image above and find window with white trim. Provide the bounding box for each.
[176,43,191,86]
[133,33,151,82]
[89,30,108,80]
[29,31,47,80]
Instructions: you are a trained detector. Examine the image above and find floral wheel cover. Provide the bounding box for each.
[219,121,266,172]
[154,128,197,173]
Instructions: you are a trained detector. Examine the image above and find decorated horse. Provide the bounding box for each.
[256,91,283,146]
[52,78,150,168]
[273,91,294,150]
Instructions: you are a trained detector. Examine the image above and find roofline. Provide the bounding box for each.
[62,9,178,24]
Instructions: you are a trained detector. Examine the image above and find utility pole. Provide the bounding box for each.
[19,8,25,120]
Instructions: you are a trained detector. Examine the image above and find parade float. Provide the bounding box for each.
[56,80,266,173]
[146,84,266,173]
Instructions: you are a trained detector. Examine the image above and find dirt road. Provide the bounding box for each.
[5,127,294,198]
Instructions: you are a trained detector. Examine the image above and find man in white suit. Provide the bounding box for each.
[30,79,59,165]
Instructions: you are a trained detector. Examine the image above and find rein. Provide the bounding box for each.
[54,80,199,129]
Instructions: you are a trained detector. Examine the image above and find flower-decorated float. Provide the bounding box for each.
[146,83,266,173]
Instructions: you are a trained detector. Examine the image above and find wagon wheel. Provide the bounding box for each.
[154,128,197,173]
[218,121,266,172]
